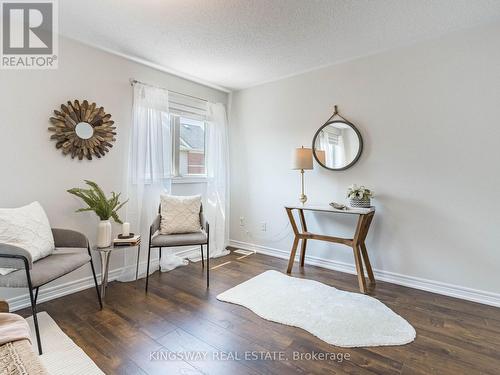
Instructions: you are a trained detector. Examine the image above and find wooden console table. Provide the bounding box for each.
[285,204,376,293]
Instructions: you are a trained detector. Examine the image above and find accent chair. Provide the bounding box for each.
[0,229,102,355]
[146,203,209,291]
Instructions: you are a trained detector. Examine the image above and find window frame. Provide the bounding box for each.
[170,114,207,181]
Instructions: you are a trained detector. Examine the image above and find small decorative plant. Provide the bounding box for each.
[67,180,128,223]
[347,185,373,208]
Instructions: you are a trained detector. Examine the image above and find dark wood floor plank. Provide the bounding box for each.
[157,328,260,375]
[47,308,147,375]
[17,251,500,375]
[104,288,179,340]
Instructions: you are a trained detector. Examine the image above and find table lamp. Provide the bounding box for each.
[292,146,313,203]
[315,149,326,165]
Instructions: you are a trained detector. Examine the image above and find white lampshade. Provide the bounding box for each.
[315,149,326,165]
[292,146,313,170]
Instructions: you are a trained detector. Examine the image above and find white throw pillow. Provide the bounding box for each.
[160,195,202,235]
[0,202,55,275]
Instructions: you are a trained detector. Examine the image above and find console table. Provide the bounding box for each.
[284,204,375,293]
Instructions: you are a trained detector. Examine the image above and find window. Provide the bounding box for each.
[171,115,206,177]
[157,91,208,179]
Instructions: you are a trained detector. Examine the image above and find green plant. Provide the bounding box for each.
[347,184,374,200]
[67,180,128,223]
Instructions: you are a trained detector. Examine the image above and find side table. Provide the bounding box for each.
[92,243,141,298]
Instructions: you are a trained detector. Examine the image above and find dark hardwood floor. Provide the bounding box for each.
[19,251,500,375]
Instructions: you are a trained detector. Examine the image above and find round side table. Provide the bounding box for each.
[92,242,141,299]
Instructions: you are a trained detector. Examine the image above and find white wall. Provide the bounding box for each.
[229,21,500,304]
[0,37,227,307]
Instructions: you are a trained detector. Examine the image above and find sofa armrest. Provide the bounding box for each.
[0,244,33,270]
[51,228,88,249]
[150,215,161,236]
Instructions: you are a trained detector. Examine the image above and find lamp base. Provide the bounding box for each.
[299,194,308,204]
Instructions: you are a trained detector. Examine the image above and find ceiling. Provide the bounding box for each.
[60,0,500,91]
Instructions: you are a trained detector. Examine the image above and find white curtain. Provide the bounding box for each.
[119,83,185,282]
[319,129,346,168]
[335,134,346,167]
[205,103,230,258]
[319,132,331,166]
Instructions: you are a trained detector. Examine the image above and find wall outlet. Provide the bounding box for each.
[260,222,267,232]
[239,216,245,226]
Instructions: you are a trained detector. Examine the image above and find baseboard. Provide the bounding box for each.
[230,239,500,308]
[175,246,202,260]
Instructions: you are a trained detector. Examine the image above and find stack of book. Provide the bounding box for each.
[113,235,141,247]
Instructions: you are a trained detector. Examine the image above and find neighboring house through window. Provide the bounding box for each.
[172,116,206,176]
[167,92,208,178]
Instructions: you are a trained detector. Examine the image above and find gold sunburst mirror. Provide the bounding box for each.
[48,100,116,160]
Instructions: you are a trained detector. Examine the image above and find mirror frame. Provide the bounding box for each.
[48,99,116,161]
[312,119,363,171]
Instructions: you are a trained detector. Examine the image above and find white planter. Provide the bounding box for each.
[349,197,371,208]
[97,220,112,248]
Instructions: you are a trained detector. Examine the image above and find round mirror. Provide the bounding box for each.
[312,120,363,170]
[75,122,94,140]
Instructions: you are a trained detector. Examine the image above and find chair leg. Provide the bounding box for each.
[206,223,210,288]
[29,289,42,355]
[200,244,204,268]
[146,247,152,292]
[88,246,103,309]
[159,247,162,272]
[24,266,42,355]
[34,287,39,305]
[146,226,153,292]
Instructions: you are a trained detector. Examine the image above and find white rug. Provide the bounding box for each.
[26,312,104,375]
[217,270,416,347]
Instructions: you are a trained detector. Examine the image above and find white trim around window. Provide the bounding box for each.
[171,176,207,184]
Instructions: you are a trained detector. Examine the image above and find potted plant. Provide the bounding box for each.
[347,184,373,208]
[68,180,128,248]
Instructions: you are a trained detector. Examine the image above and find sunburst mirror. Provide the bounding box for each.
[48,100,116,160]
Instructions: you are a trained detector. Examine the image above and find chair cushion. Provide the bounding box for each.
[0,248,90,288]
[151,231,207,247]
[160,195,201,235]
